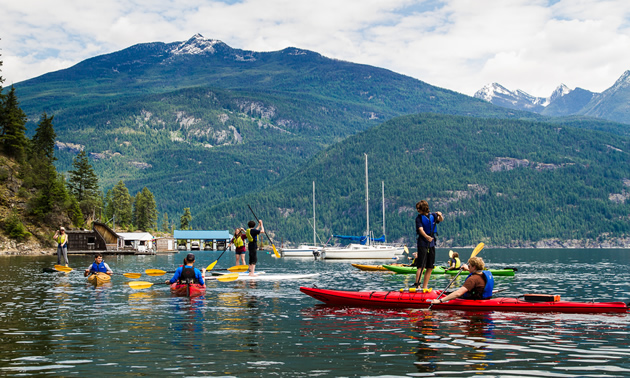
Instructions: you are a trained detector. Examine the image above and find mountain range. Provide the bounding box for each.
[8,34,630,246]
[474,71,630,125]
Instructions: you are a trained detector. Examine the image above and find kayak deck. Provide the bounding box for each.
[170,283,206,297]
[382,265,515,276]
[87,272,111,286]
[299,287,629,314]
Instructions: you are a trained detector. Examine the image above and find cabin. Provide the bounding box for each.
[173,230,232,250]
[117,232,155,253]
[65,222,155,254]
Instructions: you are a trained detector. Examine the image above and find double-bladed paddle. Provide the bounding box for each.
[128,272,239,290]
[428,242,485,310]
[145,264,249,277]
[53,264,141,279]
[247,204,281,258]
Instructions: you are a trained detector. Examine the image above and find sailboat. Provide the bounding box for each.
[281,181,324,258]
[323,154,401,260]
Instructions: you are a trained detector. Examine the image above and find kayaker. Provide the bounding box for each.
[228,227,247,266]
[53,226,69,267]
[84,253,113,276]
[431,256,494,304]
[245,220,265,276]
[166,253,206,285]
[447,251,461,270]
[413,200,443,292]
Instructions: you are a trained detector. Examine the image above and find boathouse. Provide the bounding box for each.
[173,230,232,250]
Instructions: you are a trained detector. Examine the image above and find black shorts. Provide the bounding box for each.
[412,245,435,269]
[248,247,258,265]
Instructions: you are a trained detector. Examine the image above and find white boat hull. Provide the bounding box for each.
[212,272,320,281]
[281,245,323,258]
[323,244,398,259]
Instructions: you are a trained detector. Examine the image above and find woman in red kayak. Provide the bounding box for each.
[431,256,494,304]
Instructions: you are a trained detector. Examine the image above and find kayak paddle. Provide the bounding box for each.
[429,242,485,310]
[247,204,281,258]
[53,264,140,278]
[145,265,248,277]
[128,272,239,290]
[206,246,228,270]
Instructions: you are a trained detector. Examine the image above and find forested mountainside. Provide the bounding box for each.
[12,34,542,219]
[195,113,630,248]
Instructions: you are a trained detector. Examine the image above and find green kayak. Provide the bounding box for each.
[382,265,516,276]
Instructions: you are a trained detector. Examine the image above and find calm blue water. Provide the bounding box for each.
[0,248,629,377]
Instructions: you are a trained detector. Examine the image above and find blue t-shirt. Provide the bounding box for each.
[169,266,205,285]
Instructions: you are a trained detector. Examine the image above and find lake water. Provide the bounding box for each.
[1,248,629,377]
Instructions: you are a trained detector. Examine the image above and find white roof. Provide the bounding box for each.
[118,232,153,241]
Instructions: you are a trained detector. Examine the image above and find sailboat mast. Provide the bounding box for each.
[365,153,369,238]
[313,181,316,246]
[382,181,385,243]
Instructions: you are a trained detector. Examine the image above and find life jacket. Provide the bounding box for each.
[463,270,494,300]
[179,266,198,284]
[245,228,255,243]
[417,214,438,247]
[56,234,68,246]
[233,234,244,248]
[449,257,461,269]
[90,261,108,273]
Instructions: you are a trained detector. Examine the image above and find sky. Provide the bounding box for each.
[2,0,630,97]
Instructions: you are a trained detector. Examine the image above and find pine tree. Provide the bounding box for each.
[30,113,56,162]
[0,86,28,160]
[109,180,133,227]
[67,150,99,202]
[133,187,158,231]
[161,212,170,232]
[180,208,192,230]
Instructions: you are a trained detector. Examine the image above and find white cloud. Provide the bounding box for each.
[2,0,630,96]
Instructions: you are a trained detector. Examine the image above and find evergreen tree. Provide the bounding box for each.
[133,187,158,231]
[67,150,99,202]
[180,207,192,230]
[109,180,133,227]
[0,86,28,160]
[161,212,170,232]
[30,113,56,162]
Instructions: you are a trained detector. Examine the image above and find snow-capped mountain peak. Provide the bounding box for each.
[171,34,222,56]
[474,83,573,111]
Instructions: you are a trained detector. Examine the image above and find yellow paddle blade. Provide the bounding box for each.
[215,272,239,282]
[227,265,249,272]
[206,260,218,271]
[145,269,167,276]
[449,250,454,259]
[403,246,409,255]
[123,273,142,279]
[272,245,280,258]
[470,243,485,258]
[54,265,73,273]
[128,281,154,290]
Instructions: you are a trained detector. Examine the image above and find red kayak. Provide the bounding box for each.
[299,287,629,314]
[170,282,206,297]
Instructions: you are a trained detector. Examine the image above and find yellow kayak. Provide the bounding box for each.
[87,272,112,285]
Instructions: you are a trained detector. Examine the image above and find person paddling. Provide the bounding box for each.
[447,250,461,270]
[412,200,443,292]
[431,256,494,304]
[84,253,113,277]
[166,253,206,285]
[53,226,69,267]
[245,220,264,276]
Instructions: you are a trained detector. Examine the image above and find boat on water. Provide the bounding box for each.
[300,287,629,314]
[170,282,206,297]
[352,263,399,272]
[87,272,111,285]
[212,271,320,281]
[282,182,325,259]
[323,155,404,259]
[383,265,515,276]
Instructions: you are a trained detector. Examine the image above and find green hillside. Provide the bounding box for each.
[194,113,630,247]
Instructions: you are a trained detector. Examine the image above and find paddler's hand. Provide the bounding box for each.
[431,299,443,304]
[164,280,170,284]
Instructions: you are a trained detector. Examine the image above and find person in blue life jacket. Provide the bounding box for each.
[245,219,265,276]
[412,200,443,292]
[431,256,494,304]
[84,253,113,277]
[447,250,462,270]
[165,253,206,285]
